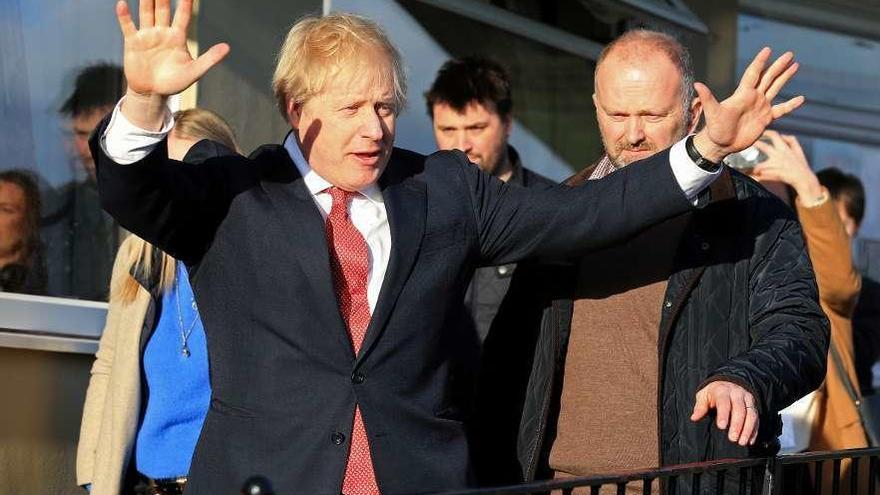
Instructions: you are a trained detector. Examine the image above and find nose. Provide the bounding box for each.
[361,110,384,141]
[625,117,645,146]
[455,132,473,153]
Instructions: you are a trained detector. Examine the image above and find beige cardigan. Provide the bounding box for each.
[76,243,153,495]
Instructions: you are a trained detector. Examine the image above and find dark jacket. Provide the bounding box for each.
[465,146,556,342]
[472,167,830,491]
[93,112,699,494]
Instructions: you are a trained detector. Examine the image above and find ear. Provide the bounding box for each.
[592,92,599,111]
[286,99,302,130]
[688,96,703,134]
[502,114,513,138]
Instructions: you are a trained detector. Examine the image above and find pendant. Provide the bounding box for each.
[181,345,191,357]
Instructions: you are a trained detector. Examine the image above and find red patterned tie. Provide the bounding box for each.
[325,187,380,495]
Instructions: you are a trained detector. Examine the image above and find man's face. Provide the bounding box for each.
[431,101,511,176]
[594,54,698,167]
[70,107,111,180]
[288,53,396,192]
[0,181,26,261]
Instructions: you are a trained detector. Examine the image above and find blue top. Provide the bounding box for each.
[135,262,210,478]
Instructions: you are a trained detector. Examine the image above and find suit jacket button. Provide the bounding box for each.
[352,372,365,384]
[331,432,346,445]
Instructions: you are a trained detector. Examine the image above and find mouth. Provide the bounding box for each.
[352,150,383,166]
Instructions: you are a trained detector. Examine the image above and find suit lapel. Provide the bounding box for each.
[259,150,352,357]
[357,174,426,365]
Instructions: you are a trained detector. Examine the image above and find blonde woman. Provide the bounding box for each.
[77,109,237,495]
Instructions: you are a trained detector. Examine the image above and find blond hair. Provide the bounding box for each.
[272,13,407,120]
[173,108,239,152]
[112,107,239,303]
[111,235,177,304]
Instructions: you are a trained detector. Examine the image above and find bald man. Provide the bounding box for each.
[473,30,828,494]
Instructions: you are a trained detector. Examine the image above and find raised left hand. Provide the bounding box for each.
[752,131,824,201]
[693,48,804,163]
[691,381,760,446]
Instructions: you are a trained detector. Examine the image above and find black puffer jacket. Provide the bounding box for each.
[471,169,830,491]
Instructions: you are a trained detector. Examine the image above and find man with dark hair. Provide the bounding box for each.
[474,30,829,493]
[61,63,127,181]
[44,63,126,299]
[816,167,865,239]
[425,56,554,341]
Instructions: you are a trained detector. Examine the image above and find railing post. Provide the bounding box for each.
[762,456,782,495]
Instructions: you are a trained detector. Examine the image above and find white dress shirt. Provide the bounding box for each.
[100,99,718,311]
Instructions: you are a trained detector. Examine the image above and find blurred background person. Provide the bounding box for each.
[753,131,869,492]
[44,63,126,300]
[77,108,237,495]
[425,56,553,343]
[0,170,46,294]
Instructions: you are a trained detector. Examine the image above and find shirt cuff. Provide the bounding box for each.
[100,97,175,165]
[669,136,721,204]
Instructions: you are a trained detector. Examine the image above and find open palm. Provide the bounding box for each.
[116,0,229,97]
[695,48,804,158]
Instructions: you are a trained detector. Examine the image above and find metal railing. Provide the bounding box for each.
[429,447,880,495]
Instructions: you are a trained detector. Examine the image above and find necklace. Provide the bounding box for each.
[174,271,199,358]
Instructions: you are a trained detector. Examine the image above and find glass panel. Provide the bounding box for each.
[1,0,124,300]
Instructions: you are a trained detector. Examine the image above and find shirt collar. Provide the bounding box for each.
[282,132,384,205]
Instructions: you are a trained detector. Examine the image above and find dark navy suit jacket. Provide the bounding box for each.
[92,120,694,494]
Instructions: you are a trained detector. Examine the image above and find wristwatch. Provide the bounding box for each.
[685,135,722,173]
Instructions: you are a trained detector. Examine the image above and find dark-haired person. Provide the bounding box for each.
[0,170,46,294]
[753,133,867,493]
[815,167,865,240]
[44,63,127,300]
[425,56,554,342]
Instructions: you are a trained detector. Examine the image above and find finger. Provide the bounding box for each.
[155,0,171,26]
[728,393,747,442]
[691,388,710,422]
[694,82,719,115]
[140,0,155,28]
[752,139,774,157]
[741,47,771,89]
[766,63,799,102]
[763,130,787,151]
[739,405,759,446]
[771,95,805,119]
[116,1,137,37]
[171,0,193,32]
[782,135,808,162]
[749,416,761,445]
[715,391,732,430]
[183,43,231,84]
[757,51,794,93]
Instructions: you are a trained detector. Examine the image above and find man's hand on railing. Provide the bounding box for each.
[690,381,759,447]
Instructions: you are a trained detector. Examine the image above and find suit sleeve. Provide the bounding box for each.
[447,148,696,264]
[702,197,830,416]
[90,116,255,264]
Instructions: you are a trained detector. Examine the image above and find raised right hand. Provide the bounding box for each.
[116,0,229,97]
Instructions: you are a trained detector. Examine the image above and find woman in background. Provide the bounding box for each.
[753,130,868,493]
[77,108,238,495]
[0,169,46,294]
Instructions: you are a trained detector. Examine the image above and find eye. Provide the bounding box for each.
[376,102,395,117]
[644,115,665,123]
